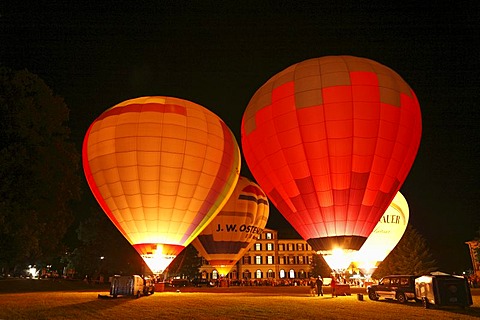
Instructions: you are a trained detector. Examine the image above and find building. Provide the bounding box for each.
[466,240,480,276]
[198,229,314,284]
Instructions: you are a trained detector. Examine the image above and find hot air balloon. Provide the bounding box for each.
[83,96,241,274]
[354,191,409,277]
[192,176,269,276]
[241,56,422,271]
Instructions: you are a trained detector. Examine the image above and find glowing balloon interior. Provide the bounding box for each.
[354,191,409,276]
[83,96,241,274]
[192,176,269,276]
[241,56,421,264]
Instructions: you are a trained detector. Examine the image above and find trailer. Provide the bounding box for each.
[415,273,472,309]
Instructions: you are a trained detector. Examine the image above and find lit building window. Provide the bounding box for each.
[279,269,286,279]
[297,243,304,251]
[267,269,275,278]
[267,256,274,264]
[255,256,262,264]
[298,256,304,264]
[288,243,294,251]
[212,270,218,280]
[255,270,262,279]
[288,256,295,264]
[266,243,273,251]
[266,232,273,239]
[278,256,284,264]
[278,244,284,251]
[289,269,295,279]
[255,243,262,251]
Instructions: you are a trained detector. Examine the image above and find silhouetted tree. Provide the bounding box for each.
[311,253,332,278]
[0,67,81,274]
[66,208,145,279]
[373,225,437,278]
[166,244,202,279]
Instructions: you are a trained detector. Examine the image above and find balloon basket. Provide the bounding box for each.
[219,279,229,287]
[155,282,165,292]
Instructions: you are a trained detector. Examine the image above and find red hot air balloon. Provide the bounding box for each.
[192,176,269,276]
[241,56,421,271]
[83,96,240,274]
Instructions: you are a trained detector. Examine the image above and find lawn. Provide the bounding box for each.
[0,279,479,319]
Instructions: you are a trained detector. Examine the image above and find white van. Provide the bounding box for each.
[110,275,146,298]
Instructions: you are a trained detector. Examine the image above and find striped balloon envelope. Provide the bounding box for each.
[192,176,269,276]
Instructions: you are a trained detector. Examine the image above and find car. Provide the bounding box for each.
[367,275,419,303]
[169,278,189,287]
[191,278,214,287]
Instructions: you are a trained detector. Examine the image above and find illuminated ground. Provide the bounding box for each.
[0,279,478,319]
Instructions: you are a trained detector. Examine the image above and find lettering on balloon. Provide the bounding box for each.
[215,224,264,239]
[380,215,401,224]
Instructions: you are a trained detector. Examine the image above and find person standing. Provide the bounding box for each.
[316,276,323,296]
[309,278,316,296]
[331,277,336,297]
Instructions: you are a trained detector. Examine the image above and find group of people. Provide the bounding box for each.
[309,276,337,297]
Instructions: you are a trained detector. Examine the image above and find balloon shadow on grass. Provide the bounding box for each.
[47,294,133,316]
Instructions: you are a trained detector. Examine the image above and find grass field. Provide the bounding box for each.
[0,279,479,319]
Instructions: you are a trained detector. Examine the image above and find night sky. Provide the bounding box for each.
[2,2,479,273]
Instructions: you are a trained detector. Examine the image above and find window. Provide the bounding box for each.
[278,244,284,251]
[243,256,251,264]
[297,243,304,251]
[255,256,262,264]
[288,256,295,264]
[243,270,251,279]
[267,269,275,278]
[267,256,274,264]
[289,269,295,279]
[212,270,218,280]
[255,243,262,251]
[288,243,294,251]
[298,270,306,279]
[266,232,273,239]
[278,256,285,264]
[279,269,286,279]
[298,256,304,264]
[266,243,273,251]
[255,270,262,279]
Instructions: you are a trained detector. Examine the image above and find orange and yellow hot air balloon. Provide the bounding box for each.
[192,176,269,276]
[83,96,240,274]
[241,56,421,271]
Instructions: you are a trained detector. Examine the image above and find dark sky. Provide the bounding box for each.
[1,2,479,273]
